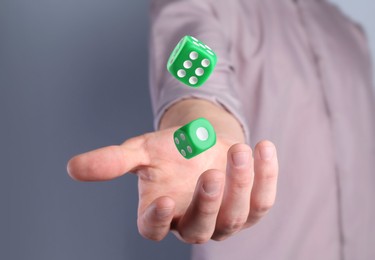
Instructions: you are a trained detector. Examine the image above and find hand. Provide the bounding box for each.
[67,128,278,243]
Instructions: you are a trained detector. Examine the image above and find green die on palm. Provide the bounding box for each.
[174,118,216,159]
[167,35,217,87]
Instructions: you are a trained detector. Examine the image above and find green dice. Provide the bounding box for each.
[174,118,216,159]
[167,35,217,87]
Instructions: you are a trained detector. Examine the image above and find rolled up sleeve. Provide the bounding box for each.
[149,0,250,141]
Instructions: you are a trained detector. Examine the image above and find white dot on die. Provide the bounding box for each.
[201,59,210,67]
[195,68,204,76]
[174,137,179,145]
[189,76,198,85]
[189,51,198,60]
[205,44,212,50]
[181,149,186,157]
[193,41,199,46]
[191,36,198,41]
[187,146,192,153]
[180,133,186,141]
[183,60,192,69]
[206,50,214,56]
[177,69,186,78]
[199,43,206,49]
[196,127,209,141]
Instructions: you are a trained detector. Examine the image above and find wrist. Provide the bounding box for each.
[159,99,245,143]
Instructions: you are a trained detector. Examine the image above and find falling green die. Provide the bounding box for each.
[174,118,216,159]
[167,35,217,87]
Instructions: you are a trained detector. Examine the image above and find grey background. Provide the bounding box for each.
[1,0,190,260]
[1,1,373,260]
[329,0,375,77]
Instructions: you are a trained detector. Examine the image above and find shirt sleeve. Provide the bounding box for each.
[149,0,250,142]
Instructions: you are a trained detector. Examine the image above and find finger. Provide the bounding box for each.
[176,170,225,244]
[212,143,254,240]
[67,136,149,181]
[246,140,278,227]
[137,196,175,241]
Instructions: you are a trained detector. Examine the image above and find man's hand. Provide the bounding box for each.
[67,127,278,243]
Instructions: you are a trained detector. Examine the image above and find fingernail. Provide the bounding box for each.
[232,151,249,167]
[259,146,274,161]
[202,181,221,196]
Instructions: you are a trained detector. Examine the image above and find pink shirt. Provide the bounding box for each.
[149,0,375,259]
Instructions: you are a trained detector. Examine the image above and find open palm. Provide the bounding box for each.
[67,127,278,243]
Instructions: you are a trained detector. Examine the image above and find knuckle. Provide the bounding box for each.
[232,178,253,191]
[259,170,277,182]
[251,200,274,217]
[197,204,218,217]
[211,235,228,241]
[217,217,247,236]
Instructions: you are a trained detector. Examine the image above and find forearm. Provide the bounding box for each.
[159,99,245,143]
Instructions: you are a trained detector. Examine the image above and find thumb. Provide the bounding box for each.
[67,136,149,181]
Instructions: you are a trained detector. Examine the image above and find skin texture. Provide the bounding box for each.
[67,99,279,243]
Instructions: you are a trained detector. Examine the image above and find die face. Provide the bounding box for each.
[173,129,195,159]
[173,118,216,159]
[167,35,217,88]
[186,118,216,150]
